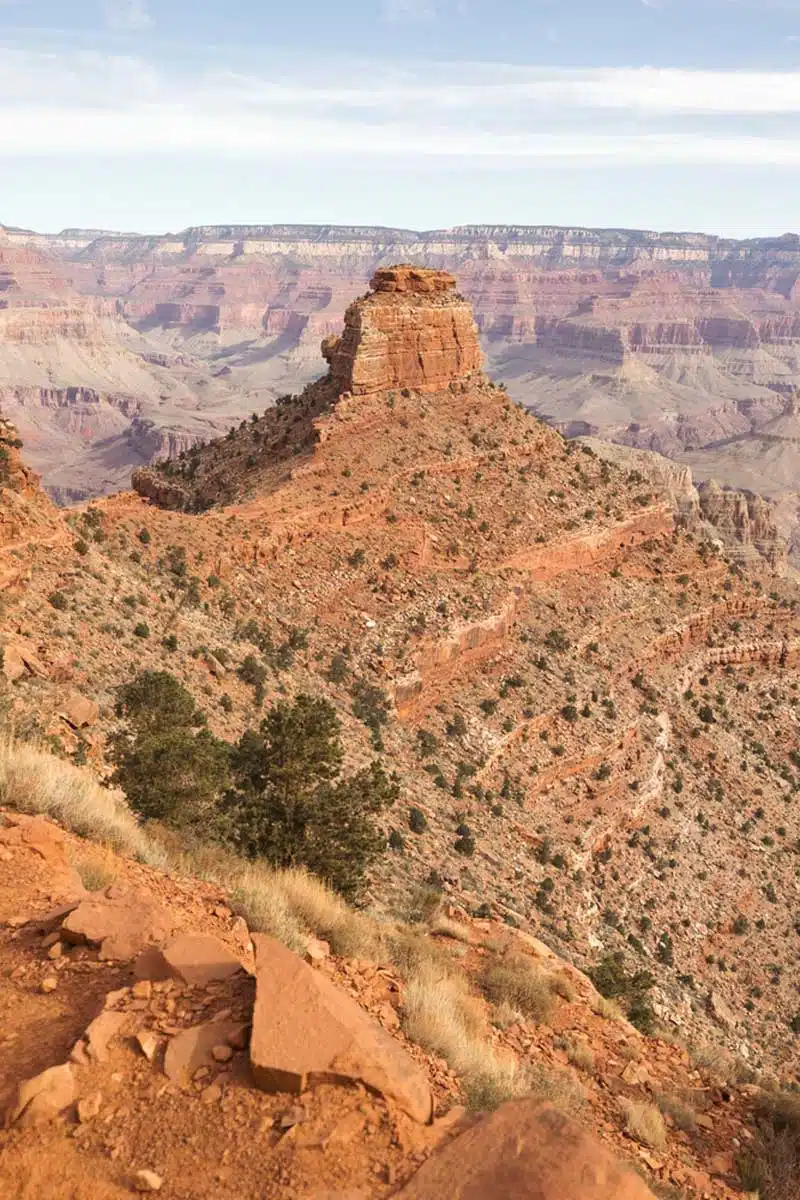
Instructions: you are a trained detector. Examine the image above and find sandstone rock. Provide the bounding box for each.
[136,1031,160,1063]
[61,886,175,961]
[40,975,58,993]
[325,266,482,397]
[305,937,330,966]
[8,1063,76,1127]
[83,1010,130,1064]
[708,990,737,1030]
[395,1100,656,1198]
[60,690,99,729]
[249,934,432,1124]
[133,1170,163,1192]
[163,1018,242,1086]
[134,932,244,987]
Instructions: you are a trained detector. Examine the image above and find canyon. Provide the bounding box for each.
[1,221,799,563]
[1,265,799,1196]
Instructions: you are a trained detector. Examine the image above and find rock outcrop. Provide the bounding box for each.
[322,266,482,395]
[396,1100,656,1199]
[249,933,432,1123]
[697,479,787,568]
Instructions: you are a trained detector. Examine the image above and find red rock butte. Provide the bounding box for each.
[322,265,483,396]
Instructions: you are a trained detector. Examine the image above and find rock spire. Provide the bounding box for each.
[321,265,483,396]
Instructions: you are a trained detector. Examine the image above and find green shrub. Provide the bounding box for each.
[48,591,68,611]
[110,671,229,832]
[409,807,428,833]
[133,622,150,639]
[225,694,398,899]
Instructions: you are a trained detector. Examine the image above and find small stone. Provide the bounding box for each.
[211,1044,233,1064]
[136,1031,160,1063]
[47,942,64,961]
[133,980,153,1000]
[279,1106,306,1130]
[201,1083,223,1105]
[11,1064,76,1126]
[41,975,58,993]
[696,1114,714,1131]
[104,987,130,1009]
[133,1170,163,1192]
[41,931,61,948]
[77,1092,102,1123]
[226,1024,249,1051]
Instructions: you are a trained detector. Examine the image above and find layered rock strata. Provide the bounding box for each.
[322,266,482,395]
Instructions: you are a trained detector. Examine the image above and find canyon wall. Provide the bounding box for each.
[2,221,800,560]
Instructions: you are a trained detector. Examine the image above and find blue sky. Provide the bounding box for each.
[1,0,800,235]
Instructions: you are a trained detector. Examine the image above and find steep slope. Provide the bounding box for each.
[3,797,769,1200]
[1,266,798,1102]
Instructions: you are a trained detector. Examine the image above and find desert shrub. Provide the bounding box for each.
[589,952,656,1034]
[224,694,398,899]
[110,672,229,832]
[403,960,524,1110]
[350,679,391,745]
[409,806,428,833]
[479,952,555,1023]
[737,1089,800,1200]
[133,622,150,639]
[48,590,68,611]
[621,1100,667,1150]
[655,1091,697,1133]
[566,1039,595,1072]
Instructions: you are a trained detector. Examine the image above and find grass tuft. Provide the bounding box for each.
[0,739,165,866]
[479,952,555,1024]
[402,960,523,1110]
[621,1099,668,1150]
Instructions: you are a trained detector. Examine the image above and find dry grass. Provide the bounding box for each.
[566,1039,595,1073]
[402,960,524,1110]
[592,994,625,1022]
[73,857,116,892]
[549,971,576,1002]
[0,739,165,866]
[479,952,555,1024]
[491,1000,525,1030]
[230,866,307,954]
[273,869,383,959]
[737,1089,800,1200]
[430,914,471,942]
[621,1099,668,1150]
[655,1090,697,1133]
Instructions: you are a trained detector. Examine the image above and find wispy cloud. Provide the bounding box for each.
[100,0,151,31]
[382,0,437,20]
[2,49,800,166]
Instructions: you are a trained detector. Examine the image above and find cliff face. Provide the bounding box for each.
[697,479,787,568]
[322,266,483,396]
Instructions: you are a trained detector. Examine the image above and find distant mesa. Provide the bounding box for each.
[322,265,483,396]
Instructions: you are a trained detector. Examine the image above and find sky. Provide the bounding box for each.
[1,1,800,236]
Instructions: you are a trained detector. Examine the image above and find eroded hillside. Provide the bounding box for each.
[1,265,798,1103]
